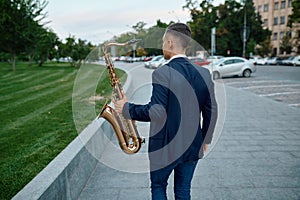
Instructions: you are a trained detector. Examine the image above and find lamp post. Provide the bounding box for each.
[242,3,247,57]
[241,0,249,58]
[126,25,137,60]
[211,27,216,56]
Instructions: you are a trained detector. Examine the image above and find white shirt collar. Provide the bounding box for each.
[165,54,187,64]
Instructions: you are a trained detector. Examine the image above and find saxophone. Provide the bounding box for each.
[99,39,144,154]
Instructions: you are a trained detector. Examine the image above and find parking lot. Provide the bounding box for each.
[220,64,300,108]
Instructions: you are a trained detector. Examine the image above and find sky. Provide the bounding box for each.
[45,0,225,45]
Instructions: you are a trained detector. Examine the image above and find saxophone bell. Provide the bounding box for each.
[99,104,145,154]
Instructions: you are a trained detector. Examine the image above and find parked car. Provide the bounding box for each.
[281,56,295,65]
[290,56,300,66]
[266,57,283,65]
[207,55,224,64]
[144,55,165,69]
[276,57,284,65]
[208,57,256,79]
[256,57,268,65]
[189,57,210,66]
[248,56,260,65]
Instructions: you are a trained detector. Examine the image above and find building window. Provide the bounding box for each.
[288,0,292,7]
[274,17,278,25]
[258,5,262,13]
[280,31,285,39]
[274,2,279,10]
[264,4,269,12]
[280,16,285,24]
[281,1,286,9]
[264,19,268,27]
[273,32,278,40]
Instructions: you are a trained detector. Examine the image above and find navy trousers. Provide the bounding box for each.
[150,160,198,200]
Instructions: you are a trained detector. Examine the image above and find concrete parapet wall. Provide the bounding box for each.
[12,118,114,200]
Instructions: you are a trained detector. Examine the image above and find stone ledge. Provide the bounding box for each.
[12,118,113,200]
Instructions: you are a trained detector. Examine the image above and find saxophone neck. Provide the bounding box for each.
[103,39,141,54]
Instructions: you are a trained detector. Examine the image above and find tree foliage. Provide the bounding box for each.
[0,0,48,70]
[183,0,271,57]
[280,32,293,54]
[287,0,300,54]
[288,0,300,27]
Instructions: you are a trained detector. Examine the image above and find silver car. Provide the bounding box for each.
[208,57,256,79]
[144,55,166,69]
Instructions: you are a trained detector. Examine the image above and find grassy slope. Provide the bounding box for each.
[0,62,124,199]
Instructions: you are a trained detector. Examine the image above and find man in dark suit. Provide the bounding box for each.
[114,23,218,200]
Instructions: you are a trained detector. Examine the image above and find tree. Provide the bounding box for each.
[72,39,94,67]
[256,37,273,57]
[132,21,147,34]
[57,35,94,67]
[143,20,171,56]
[280,31,293,55]
[183,0,270,57]
[287,0,300,54]
[288,0,300,27]
[30,28,59,66]
[0,0,48,70]
[184,0,218,53]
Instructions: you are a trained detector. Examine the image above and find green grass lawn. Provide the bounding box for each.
[0,62,125,199]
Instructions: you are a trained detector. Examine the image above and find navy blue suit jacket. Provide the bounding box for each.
[123,57,218,170]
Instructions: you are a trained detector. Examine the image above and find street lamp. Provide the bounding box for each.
[241,0,250,58]
[211,27,216,56]
[126,25,137,60]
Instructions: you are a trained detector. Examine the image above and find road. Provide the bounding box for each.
[113,62,300,108]
[218,64,300,108]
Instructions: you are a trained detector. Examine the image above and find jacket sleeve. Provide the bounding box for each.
[201,73,218,144]
[122,67,170,122]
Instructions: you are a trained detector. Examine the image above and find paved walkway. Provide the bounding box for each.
[79,65,300,200]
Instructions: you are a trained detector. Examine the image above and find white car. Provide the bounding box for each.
[208,57,256,79]
[282,56,295,65]
[290,56,300,66]
[144,55,166,69]
[207,55,224,64]
[256,57,268,65]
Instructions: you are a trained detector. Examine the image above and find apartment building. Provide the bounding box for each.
[253,0,298,56]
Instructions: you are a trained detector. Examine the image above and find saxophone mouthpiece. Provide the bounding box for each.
[127,39,142,45]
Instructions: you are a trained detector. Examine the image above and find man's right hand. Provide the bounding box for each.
[113,91,128,114]
[203,144,209,153]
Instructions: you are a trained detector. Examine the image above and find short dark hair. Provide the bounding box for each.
[166,23,191,48]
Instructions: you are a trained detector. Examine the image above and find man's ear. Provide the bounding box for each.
[168,39,174,50]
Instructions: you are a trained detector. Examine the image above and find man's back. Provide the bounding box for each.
[148,57,215,170]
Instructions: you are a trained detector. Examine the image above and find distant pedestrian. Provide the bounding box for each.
[114,22,218,200]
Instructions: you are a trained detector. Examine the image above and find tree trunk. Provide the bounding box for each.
[11,53,16,71]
